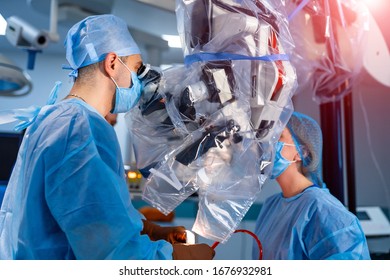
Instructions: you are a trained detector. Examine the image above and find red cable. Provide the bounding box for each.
[211,229,263,260]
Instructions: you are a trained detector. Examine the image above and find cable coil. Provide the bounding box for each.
[211,229,263,260]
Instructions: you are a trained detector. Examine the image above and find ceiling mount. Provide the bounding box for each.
[29,0,114,25]
[134,0,176,12]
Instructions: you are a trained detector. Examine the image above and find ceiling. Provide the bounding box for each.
[0,0,183,65]
[1,0,389,83]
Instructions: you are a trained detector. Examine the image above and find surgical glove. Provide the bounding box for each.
[172,243,215,260]
[139,206,175,222]
[142,219,187,244]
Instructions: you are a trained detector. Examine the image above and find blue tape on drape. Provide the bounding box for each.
[184,52,290,66]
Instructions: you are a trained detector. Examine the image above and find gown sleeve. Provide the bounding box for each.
[43,110,172,260]
[307,218,370,260]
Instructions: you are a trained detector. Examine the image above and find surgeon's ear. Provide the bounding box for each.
[103,52,118,77]
[293,151,301,162]
[294,146,309,162]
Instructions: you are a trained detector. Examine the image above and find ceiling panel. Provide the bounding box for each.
[135,0,176,12]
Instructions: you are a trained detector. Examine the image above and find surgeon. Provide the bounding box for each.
[252,112,370,260]
[0,14,214,260]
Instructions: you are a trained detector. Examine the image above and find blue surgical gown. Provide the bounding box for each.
[0,99,172,259]
[252,185,370,260]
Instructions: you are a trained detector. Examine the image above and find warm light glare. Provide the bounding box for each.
[127,171,138,179]
[362,0,383,10]
[162,34,182,48]
[0,14,7,35]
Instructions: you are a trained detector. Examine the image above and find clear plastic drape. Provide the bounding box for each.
[125,0,297,243]
[286,0,369,103]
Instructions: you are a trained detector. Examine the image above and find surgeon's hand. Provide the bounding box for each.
[139,206,175,222]
[172,243,215,260]
[142,220,187,244]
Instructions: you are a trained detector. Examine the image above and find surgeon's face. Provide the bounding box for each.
[278,127,298,160]
[279,127,294,145]
[116,54,143,88]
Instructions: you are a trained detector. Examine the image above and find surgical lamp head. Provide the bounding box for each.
[0,54,32,96]
[64,14,140,74]
[5,16,49,50]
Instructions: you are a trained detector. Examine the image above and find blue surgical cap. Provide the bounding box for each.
[64,14,140,75]
[287,112,323,187]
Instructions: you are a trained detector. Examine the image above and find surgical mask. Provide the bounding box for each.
[110,59,142,114]
[270,141,296,179]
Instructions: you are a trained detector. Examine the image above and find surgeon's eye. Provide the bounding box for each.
[137,64,147,77]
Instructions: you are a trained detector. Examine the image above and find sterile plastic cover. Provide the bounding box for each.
[125,0,297,243]
[286,0,369,104]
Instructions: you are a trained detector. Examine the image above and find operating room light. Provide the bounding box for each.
[127,171,142,180]
[362,0,378,5]
[0,14,7,35]
[127,171,137,179]
[161,34,182,48]
[362,0,383,10]
[0,54,32,96]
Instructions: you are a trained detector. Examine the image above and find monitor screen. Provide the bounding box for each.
[0,132,24,185]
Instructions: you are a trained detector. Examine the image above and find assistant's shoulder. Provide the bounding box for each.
[303,187,344,209]
[303,187,358,225]
[262,192,283,207]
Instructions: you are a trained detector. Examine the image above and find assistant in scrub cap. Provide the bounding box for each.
[287,112,323,187]
[64,14,140,77]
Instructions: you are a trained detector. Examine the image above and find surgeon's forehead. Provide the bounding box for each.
[132,59,143,71]
[125,54,143,71]
[279,127,294,143]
